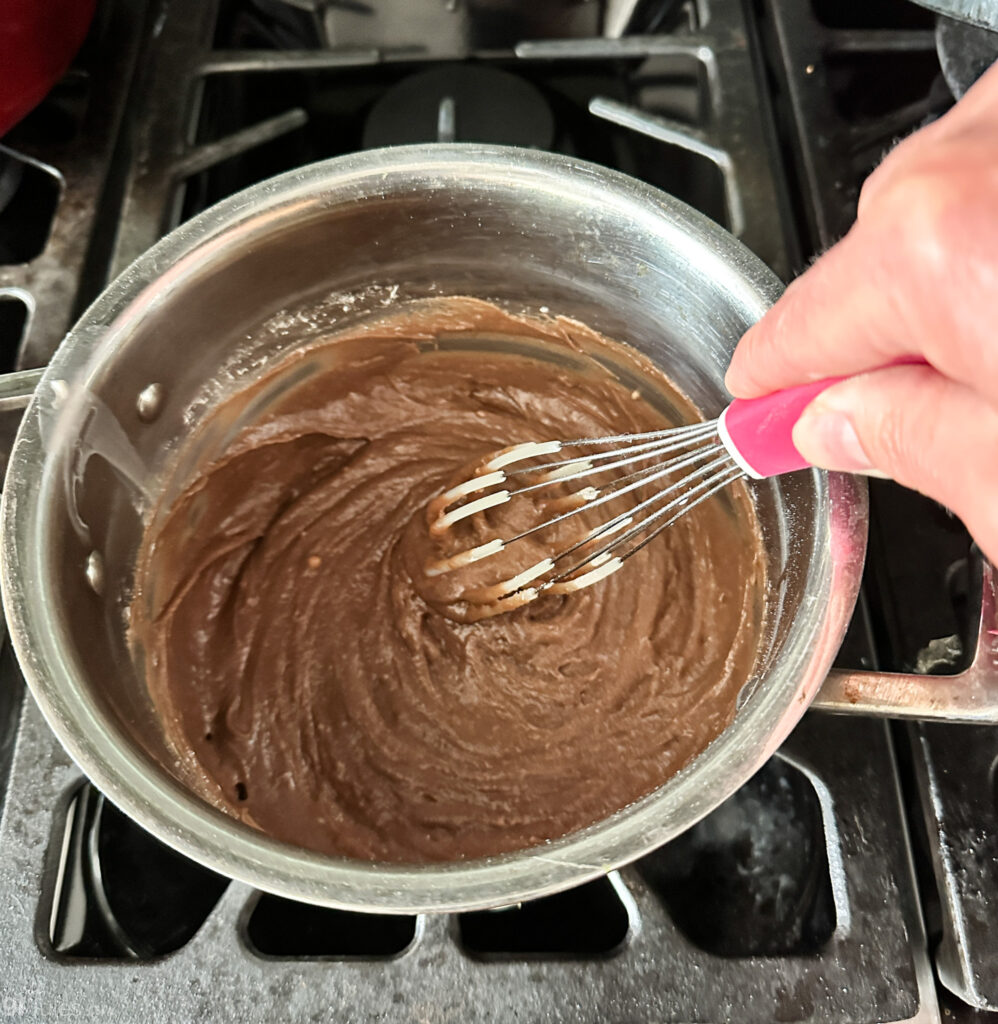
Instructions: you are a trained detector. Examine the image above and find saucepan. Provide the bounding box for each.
[1,146,996,913]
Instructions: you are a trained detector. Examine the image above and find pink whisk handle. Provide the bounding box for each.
[717,358,929,479]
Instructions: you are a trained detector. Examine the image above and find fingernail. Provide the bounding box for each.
[793,409,887,477]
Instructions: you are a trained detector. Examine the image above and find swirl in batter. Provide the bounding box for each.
[131,298,765,863]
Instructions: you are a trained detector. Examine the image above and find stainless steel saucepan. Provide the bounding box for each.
[1,145,996,914]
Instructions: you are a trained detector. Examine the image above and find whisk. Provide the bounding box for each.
[425,374,849,616]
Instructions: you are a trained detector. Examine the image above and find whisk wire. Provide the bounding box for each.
[503,422,718,483]
[425,419,749,614]
[489,421,718,463]
[502,440,727,546]
[535,449,731,565]
[607,464,745,566]
[546,459,744,593]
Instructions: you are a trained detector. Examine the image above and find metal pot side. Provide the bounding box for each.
[0,146,867,912]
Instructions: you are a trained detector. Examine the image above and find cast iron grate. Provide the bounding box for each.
[175,55,726,235]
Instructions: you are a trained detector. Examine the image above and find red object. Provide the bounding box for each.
[0,0,97,138]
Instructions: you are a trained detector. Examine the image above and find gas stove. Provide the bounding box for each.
[0,1,996,1021]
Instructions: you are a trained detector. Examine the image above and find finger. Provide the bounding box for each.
[792,363,998,564]
[724,222,918,398]
[725,185,998,402]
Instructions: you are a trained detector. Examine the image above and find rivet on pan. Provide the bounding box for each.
[136,382,165,422]
[85,551,104,595]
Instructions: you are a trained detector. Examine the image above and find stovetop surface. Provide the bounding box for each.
[1,0,996,1021]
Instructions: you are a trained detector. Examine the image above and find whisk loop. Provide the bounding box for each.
[425,421,746,616]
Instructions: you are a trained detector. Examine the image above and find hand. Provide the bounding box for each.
[725,61,998,564]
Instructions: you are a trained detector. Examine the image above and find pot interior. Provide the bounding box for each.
[16,150,842,906]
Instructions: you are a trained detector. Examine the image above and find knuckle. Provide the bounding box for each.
[874,164,964,256]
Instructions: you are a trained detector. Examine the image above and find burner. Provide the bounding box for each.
[935,15,998,98]
[362,65,555,149]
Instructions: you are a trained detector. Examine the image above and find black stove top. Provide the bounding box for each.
[1,0,997,1021]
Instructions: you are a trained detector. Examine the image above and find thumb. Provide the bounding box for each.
[792,363,998,565]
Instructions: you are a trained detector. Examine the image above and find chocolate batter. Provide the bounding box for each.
[132,298,765,863]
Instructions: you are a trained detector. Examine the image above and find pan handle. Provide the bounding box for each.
[0,368,44,413]
[813,559,998,723]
